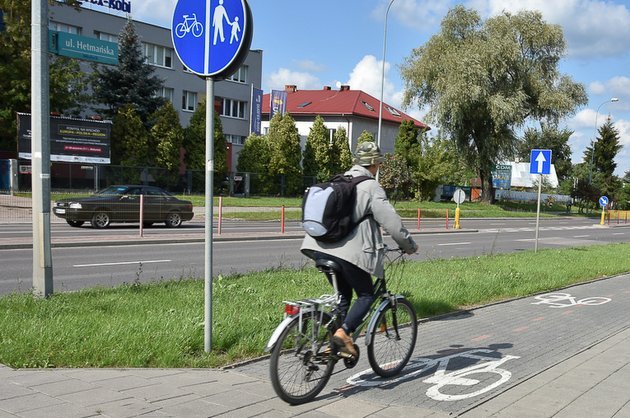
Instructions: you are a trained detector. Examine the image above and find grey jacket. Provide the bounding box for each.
[301,165,417,278]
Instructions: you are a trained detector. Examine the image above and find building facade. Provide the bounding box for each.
[261,85,429,155]
[49,3,263,171]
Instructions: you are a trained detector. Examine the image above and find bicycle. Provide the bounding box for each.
[174,14,203,39]
[265,247,417,405]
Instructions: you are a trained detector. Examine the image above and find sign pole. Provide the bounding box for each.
[32,0,53,297]
[534,174,542,253]
[205,78,215,353]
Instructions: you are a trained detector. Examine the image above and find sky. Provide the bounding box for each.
[84,0,630,177]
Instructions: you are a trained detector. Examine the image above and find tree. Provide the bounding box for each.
[394,120,421,170]
[378,153,413,202]
[237,133,273,194]
[357,130,375,145]
[516,124,573,182]
[416,136,473,200]
[401,6,587,202]
[92,18,164,124]
[149,102,183,173]
[110,105,149,168]
[592,117,622,196]
[268,112,302,196]
[330,127,353,174]
[0,0,88,152]
[302,115,330,182]
[183,101,227,175]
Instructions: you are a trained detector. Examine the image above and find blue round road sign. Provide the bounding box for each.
[171,0,252,78]
[599,196,609,207]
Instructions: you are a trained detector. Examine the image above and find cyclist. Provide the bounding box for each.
[301,141,417,357]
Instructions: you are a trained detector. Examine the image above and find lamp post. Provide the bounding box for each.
[589,97,620,184]
[377,0,396,150]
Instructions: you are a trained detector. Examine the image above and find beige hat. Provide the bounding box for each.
[353,141,384,166]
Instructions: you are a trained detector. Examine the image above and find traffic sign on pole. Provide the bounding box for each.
[529,149,552,175]
[599,196,609,207]
[171,0,252,78]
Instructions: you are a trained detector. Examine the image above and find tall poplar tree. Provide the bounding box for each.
[268,112,302,195]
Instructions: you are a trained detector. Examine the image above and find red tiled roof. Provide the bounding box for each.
[261,86,429,130]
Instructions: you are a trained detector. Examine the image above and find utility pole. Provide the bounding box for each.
[32,0,54,297]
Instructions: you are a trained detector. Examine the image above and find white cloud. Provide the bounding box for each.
[266,68,321,91]
[464,0,630,59]
[589,81,605,95]
[295,60,327,73]
[372,0,450,31]
[344,55,399,104]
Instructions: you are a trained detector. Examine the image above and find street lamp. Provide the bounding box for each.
[377,0,396,150]
[589,97,620,184]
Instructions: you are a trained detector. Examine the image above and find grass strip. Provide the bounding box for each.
[1,243,628,369]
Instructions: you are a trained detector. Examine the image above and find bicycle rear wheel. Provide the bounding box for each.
[269,310,335,404]
[367,298,417,378]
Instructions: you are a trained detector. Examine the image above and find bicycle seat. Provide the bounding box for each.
[315,258,342,274]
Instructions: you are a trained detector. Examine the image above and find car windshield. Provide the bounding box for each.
[94,186,131,196]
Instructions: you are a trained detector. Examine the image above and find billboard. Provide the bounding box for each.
[269,89,288,119]
[17,113,112,164]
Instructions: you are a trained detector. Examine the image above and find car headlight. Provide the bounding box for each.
[69,203,82,209]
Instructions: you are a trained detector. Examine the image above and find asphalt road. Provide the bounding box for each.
[1,217,628,295]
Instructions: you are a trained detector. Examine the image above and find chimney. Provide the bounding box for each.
[285,85,297,93]
[323,86,331,90]
[339,85,350,91]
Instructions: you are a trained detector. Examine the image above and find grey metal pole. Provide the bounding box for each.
[204,78,215,353]
[32,0,53,297]
[534,174,542,253]
[377,0,395,150]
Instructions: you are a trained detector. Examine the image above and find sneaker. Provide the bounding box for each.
[332,328,357,357]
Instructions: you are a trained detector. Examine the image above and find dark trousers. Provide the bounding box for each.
[314,252,374,334]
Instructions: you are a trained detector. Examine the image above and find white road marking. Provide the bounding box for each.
[438,242,471,246]
[573,235,590,238]
[74,260,171,268]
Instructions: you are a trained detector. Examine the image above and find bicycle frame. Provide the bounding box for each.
[265,249,406,352]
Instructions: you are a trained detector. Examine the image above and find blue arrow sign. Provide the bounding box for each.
[529,149,552,175]
[171,0,251,77]
[599,196,609,207]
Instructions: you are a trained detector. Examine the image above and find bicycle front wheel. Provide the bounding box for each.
[269,310,335,405]
[367,298,417,377]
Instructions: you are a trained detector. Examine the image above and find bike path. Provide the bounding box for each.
[1,274,629,417]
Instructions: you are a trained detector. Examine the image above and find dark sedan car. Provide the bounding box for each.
[53,185,194,229]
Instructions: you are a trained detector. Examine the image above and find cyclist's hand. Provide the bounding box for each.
[405,241,418,255]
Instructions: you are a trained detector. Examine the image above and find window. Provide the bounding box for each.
[225,134,246,145]
[158,87,174,103]
[95,31,117,43]
[386,106,401,117]
[220,98,247,119]
[182,90,197,112]
[49,22,80,34]
[362,101,375,111]
[227,66,248,83]
[143,42,173,68]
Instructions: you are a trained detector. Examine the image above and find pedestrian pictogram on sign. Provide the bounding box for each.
[529,149,552,175]
[171,0,252,78]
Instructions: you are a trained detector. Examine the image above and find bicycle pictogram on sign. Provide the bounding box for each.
[174,13,203,38]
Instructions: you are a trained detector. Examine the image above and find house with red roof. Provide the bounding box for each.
[261,85,429,155]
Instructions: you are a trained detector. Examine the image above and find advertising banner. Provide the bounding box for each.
[492,164,512,190]
[251,87,263,135]
[17,113,112,164]
[270,89,288,119]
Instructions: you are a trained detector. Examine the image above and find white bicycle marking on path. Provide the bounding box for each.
[347,349,519,401]
[531,292,612,308]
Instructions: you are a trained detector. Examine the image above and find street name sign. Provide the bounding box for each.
[49,30,118,65]
[529,149,552,175]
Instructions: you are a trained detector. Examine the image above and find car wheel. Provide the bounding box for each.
[66,220,84,227]
[165,211,183,228]
[91,211,111,229]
